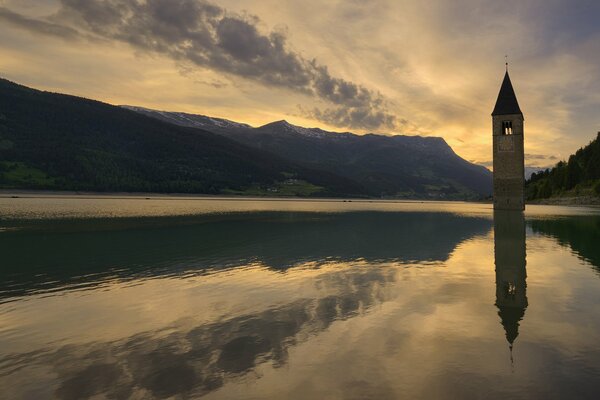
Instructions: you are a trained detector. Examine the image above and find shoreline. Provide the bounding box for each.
[3,189,600,208]
[528,196,600,207]
[0,189,484,204]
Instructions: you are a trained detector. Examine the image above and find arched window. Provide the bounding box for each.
[502,120,513,135]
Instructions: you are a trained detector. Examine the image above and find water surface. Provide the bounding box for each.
[1,196,600,399]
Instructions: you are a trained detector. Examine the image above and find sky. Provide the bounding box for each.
[0,0,599,168]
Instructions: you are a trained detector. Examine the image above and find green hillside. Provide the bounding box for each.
[526,132,600,200]
[0,78,365,196]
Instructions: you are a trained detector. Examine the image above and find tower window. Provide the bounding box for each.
[502,120,513,135]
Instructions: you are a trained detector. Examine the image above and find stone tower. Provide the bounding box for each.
[492,69,525,210]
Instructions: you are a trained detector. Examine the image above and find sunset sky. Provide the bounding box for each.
[1,0,599,168]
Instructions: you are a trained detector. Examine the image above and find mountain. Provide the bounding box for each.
[125,107,493,198]
[0,78,365,196]
[525,166,544,180]
[121,106,253,132]
[526,132,600,200]
[0,77,492,198]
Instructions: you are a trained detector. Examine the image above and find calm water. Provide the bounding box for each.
[1,196,600,399]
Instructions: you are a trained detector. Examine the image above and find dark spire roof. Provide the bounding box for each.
[497,305,526,345]
[492,71,523,116]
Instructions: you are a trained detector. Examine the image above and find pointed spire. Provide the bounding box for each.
[497,305,525,345]
[492,70,523,116]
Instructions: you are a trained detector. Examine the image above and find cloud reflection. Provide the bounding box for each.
[1,267,397,399]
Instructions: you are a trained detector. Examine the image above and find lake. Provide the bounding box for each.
[1,195,600,399]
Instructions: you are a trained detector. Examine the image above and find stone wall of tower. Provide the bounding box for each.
[493,113,525,210]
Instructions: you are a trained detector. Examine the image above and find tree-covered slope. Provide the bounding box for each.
[126,108,493,199]
[0,78,365,196]
[526,132,600,200]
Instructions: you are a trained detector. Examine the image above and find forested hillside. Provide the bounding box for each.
[127,107,493,198]
[0,78,365,196]
[526,132,600,200]
[0,77,494,199]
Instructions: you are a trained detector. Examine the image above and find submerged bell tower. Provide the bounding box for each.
[492,66,525,210]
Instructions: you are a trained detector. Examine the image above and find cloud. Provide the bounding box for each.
[0,6,80,39]
[2,0,598,162]
[524,153,558,161]
[480,154,558,170]
[0,0,399,131]
[302,105,398,131]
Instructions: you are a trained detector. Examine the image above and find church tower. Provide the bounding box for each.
[492,68,525,210]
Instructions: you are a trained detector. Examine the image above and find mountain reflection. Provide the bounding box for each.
[0,211,493,399]
[0,211,492,300]
[5,209,600,398]
[1,267,396,400]
[528,216,600,271]
[493,211,528,354]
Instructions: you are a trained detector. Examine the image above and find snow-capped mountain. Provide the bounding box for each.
[257,120,340,139]
[121,105,252,131]
[122,106,492,198]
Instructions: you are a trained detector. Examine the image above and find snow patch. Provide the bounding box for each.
[121,106,251,130]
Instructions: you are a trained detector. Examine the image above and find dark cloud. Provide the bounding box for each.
[196,79,228,89]
[0,0,399,131]
[303,105,398,131]
[0,6,80,39]
[481,155,557,169]
[525,153,557,161]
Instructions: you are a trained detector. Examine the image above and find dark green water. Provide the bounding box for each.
[1,197,600,399]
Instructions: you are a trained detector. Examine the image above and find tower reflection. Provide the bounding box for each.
[494,210,528,357]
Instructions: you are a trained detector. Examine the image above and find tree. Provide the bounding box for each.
[565,156,582,190]
[539,180,552,198]
[594,180,600,196]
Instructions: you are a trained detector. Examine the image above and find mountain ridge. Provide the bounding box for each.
[0,78,366,197]
[123,106,460,148]
[0,77,492,198]
[124,106,492,198]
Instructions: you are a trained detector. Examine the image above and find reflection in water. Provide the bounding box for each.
[3,205,600,399]
[493,211,528,361]
[0,212,492,399]
[529,216,600,270]
[1,267,396,399]
[0,212,491,301]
